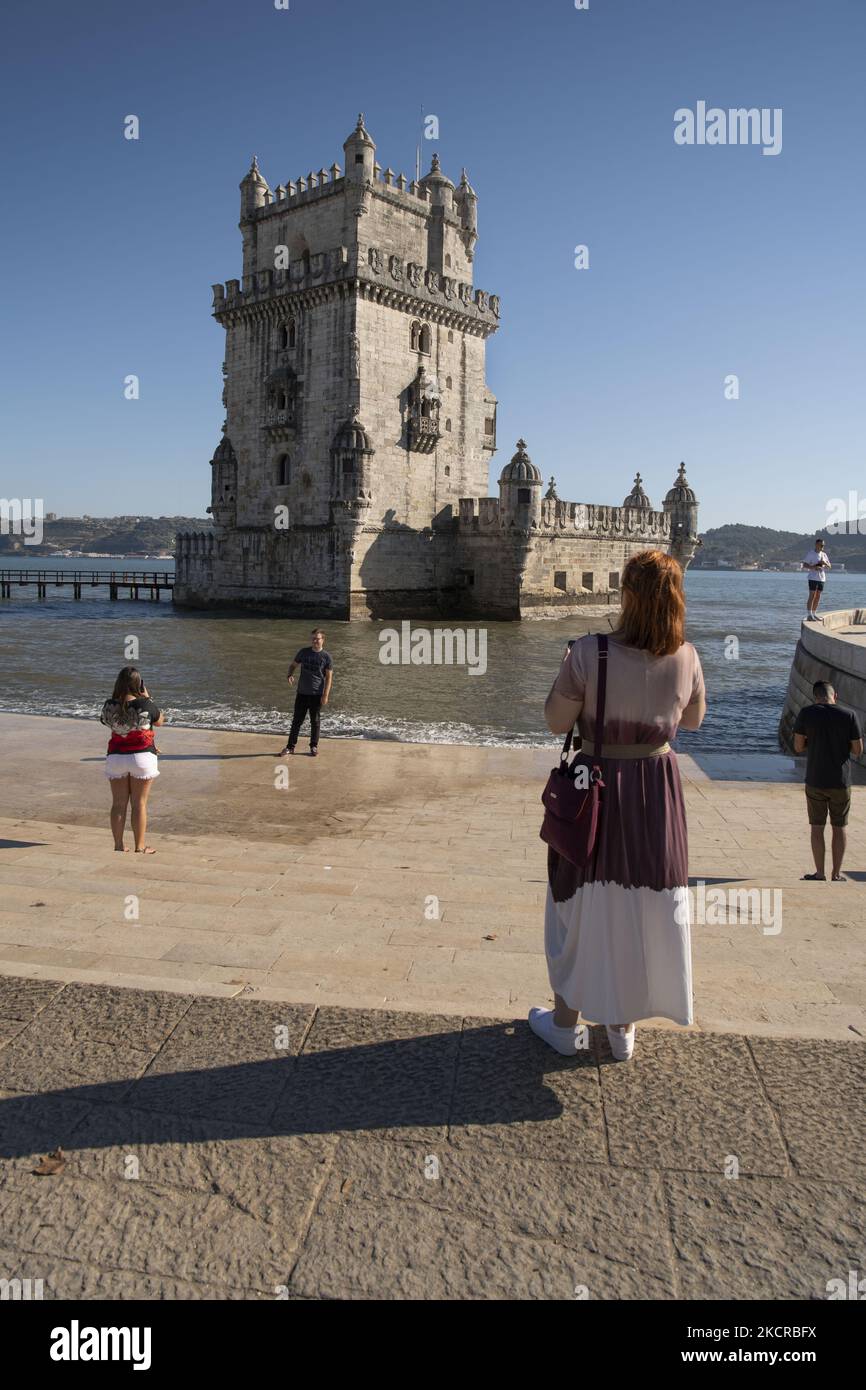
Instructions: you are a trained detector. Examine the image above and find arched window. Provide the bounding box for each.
[276,454,290,486]
[445,253,452,268]
[446,375,452,389]
[410,320,421,351]
[419,324,432,354]
[288,319,296,348]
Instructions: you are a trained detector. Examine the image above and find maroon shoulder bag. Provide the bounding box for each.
[539,633,608,866]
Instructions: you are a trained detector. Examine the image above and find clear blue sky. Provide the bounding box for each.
[1,0,863,532]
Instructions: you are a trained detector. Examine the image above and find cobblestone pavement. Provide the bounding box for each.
[0,976,863,1300]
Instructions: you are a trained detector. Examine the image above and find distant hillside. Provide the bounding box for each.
[693,523,866,572]
[0,515,211,557]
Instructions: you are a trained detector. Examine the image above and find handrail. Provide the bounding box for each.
[0,569,174,583]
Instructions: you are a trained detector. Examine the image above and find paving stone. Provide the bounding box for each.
[0,1019,156,1105]
[131,997,314,1124]
[66,1101,335,1225]
[0,1171,305,1295]
[319,1136,676,1298]
[0,1089,94,1164]
[290,1194,589,1300]
[0,976,64,1022]
[664,1173,866,1300]
[0,1251,263,1300]
[448,1017,607,1163]
[748,1038,866,1181]
[600,1031,788,1176]
[31,981,193,1050]
[273,1006,461,1144]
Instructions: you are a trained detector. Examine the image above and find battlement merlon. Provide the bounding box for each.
[458,496,673,539]
[210,252,501,336]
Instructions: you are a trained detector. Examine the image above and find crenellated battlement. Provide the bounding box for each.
[212,242,499,329]
[458,495,671,540]
[251,162,441,219]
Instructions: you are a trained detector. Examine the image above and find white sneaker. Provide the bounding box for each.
[528,1007,583,1055]
[605,1024,636,1061]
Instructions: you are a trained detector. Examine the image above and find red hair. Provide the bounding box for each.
[615,550,686,656]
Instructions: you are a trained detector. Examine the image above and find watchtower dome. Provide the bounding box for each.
[499,439,542,530]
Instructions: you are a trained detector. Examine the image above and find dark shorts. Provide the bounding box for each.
[805,785,851,827]
[808,580,825,592]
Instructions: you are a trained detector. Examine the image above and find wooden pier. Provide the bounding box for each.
[0,569,174,601]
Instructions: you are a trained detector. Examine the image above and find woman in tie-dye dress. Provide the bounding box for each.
[529,550,706,1061]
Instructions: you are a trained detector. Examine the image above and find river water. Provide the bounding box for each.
[1,559,862,754]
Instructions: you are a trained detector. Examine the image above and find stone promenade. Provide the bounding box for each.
[1,975,863,1300]
[0,715,864,1037]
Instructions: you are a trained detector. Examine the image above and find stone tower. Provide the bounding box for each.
[175,115,500,617]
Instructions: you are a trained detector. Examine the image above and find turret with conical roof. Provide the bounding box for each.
[419,151,455,210]
[623,472,652,510]
[343,113,376,184]
[663,462,700,569]
[240,155,270,218]
[454,168,478,260]
[499,439,542,532]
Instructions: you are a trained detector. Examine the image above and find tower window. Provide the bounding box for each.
[517,488,531,504]
[609,571,620,590]
[278,325,289,349]
[410,320,422,351]
[355,153,364,164]
[445,253,452,268]
[445,418,451,432]
[448,331,454,343]
[446,375,452,389]
[288,320,296,348]
[582,571,594,590]
[444,466,450,476]
[277,392,287,410]
[342,456,354,475]
[275,454,290,486]
[554,571,567,592]
[419,324,432,354]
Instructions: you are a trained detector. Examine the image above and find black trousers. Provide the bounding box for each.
[288,693,322,748]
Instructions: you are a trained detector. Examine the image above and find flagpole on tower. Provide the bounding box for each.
[416,104,423,183]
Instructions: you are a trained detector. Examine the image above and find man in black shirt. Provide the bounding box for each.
[793,681,863,881]
[278,628,333,758]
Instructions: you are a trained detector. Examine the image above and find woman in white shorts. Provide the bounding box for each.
[100,666,165,854]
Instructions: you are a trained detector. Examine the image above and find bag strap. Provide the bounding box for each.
[592,633,608,757]
[560,633,609,761]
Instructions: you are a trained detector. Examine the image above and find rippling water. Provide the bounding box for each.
[1,558,863,753]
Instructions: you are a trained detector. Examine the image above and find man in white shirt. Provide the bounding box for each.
[801,537,831,620]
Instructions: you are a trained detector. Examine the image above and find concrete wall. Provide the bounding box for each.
[779,610,866,768]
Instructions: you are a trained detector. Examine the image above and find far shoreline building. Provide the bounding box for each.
[176,115,699,619]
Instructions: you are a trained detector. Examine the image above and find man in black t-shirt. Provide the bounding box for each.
[277,628,333,757]
[793,681,863,881]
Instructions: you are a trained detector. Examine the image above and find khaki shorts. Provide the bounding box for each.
[805,785,851,827]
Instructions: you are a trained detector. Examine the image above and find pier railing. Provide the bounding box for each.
[0,569,175,600]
